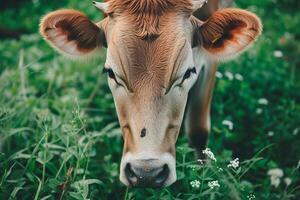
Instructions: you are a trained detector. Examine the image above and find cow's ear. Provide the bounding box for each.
[40,9,107,58]
[193,8,262,61]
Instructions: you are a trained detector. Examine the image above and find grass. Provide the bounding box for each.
[0,0,300,199]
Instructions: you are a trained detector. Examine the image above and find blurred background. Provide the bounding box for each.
[0,0,299,199]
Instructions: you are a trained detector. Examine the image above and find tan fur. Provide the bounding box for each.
[195,64,217,133]
[106,0,192,39]
[193,0,219,21]
[122,125,136,154]
[185,63,218,155]
[108,12,189,93]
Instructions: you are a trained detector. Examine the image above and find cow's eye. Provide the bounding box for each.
[165,66,198,94]
[103,68,120,84]
[103,68,115,79]
[181,67,197,84]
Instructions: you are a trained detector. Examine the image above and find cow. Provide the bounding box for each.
[40,0,262,188]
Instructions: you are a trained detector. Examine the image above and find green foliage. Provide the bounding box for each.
[0,0,299,199]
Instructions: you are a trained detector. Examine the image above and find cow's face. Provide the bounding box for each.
[104,9,197,187]
[40,0,261,188]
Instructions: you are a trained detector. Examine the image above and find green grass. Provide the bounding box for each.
[0,0,300,199]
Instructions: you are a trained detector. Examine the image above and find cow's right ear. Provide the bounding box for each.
[192,8,262,61]
[40,9,107,58]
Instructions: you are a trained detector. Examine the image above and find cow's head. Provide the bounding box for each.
[40,0,261,187]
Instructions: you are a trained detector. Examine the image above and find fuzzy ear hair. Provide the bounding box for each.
[40,9,106,58]
[193,8,262,61]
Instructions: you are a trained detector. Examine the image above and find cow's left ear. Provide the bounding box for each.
[193,8,262,61]
[40,9,107,58]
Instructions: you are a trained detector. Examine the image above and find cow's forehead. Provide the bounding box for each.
[107,0,193,40]
[104,0,194,93]
[108,22,190,93]
[107,0,192,16]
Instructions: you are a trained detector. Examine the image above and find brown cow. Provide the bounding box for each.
[40,0,262,188]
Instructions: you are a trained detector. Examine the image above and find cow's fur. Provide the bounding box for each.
[106,0,193,39]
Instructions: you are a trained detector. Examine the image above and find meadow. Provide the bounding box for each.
[0,0,299,199]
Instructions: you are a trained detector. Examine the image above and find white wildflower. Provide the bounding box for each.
[197,159,204,165]
[222,120,233,130]
[225,71,234,80]
[256,108,263,114]
[208,180,220,189]
[292,128,299,136]
[202,148,217,162]
[188,165,196,170]
[268,131,274,137]
[267,168,284,188]
[227,158,240,169]
[216,71,223,79]
[235,73,244,81]
[217,167,224,172]
[271,177,281,188]
[247,194,256,200]
[268,168,283,177]
[188,165,200,171]
[273,50,283,58]
[284,177,292,186]
[258,98,268,105]
[190,180,201,188]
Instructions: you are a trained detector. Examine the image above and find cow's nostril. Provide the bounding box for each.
[155,164,169,185]
[125,163,138,185]
[124,162,169,188]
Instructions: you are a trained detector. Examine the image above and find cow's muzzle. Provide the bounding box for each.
[120,152,176,187]
[125,159,169,188]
